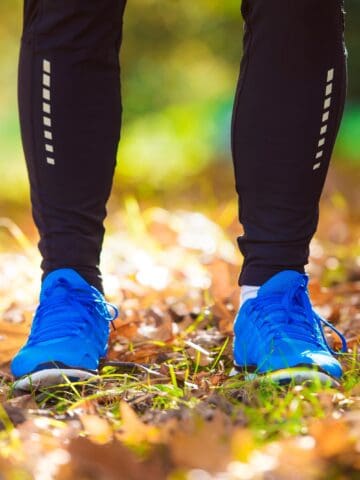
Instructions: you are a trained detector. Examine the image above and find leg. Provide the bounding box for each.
[232,0,348,384]
[19,0,127,292]
[232,0,347,287]
[12,0,127,388]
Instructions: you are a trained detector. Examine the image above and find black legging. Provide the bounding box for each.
[18,0,347,292]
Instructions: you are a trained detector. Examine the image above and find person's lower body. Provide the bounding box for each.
[12,0,348,388]
[232,0,348,383]
[232,0,347,288]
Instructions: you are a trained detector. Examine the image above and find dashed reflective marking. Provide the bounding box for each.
[325,83,333,97]
[313,68,334,171]
[43,74,50,87]
[42,59,55,165]
[322,111,329,122]
[43,60,51,74]
[327,68,334,82]
[43,117,52,127]
[323,98,331,110]
[43,102,51,114]
[42,88,50,101]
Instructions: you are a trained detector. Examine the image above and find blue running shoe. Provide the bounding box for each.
[11,269,118,390]
[233,271,347,385]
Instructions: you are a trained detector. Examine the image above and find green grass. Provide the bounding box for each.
[1,323,359,479]
[5,341,359,442]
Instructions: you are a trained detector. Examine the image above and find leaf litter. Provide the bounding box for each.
[0,201,359,479]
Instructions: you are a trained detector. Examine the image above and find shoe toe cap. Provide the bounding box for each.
[301,350,343,379]
[267,350,343,379]
[10,347,38,378]
[254,348,343,380]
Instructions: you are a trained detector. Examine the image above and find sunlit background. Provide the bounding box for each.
[0,0,359,235]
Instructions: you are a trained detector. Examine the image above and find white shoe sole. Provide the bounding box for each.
[13,368,99,392]
[230,366,340,387]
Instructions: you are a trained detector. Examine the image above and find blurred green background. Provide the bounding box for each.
[0,0,359,208]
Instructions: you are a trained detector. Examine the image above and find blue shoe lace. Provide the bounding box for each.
[246,276,347,355]
[27,278,118,345]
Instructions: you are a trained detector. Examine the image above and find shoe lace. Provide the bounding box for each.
[29,279,118,343]
[247,276,347,355]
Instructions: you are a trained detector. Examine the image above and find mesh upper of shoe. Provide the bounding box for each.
[11,269,118,378]
[233,271,347,378]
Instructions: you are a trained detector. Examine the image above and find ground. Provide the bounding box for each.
[0,191,359,480]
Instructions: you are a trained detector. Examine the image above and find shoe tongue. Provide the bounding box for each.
[41,269,90,300]
[258,270,308,297]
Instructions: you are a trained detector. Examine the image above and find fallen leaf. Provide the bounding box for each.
[0,319,31,364]
[310,419,355,458]
[80,414,113,445]
[58,437,169,480]
[168,410,232,472]
[117,401,161,445]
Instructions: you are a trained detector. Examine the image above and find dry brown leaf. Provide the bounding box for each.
[168,411,232,472]
[116,401,161,445]
[59,437,168,480]
[1,404,26,429]
[111,321,139,341]
[211,301,234,335]
[231,429,255,462]
[0,319,31,365]
[309,279,332,306]
[80,414,113,445]
[121,343,166,364]
[207,260,234,301]
[310,419,355,458]
[5,394,38,411]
